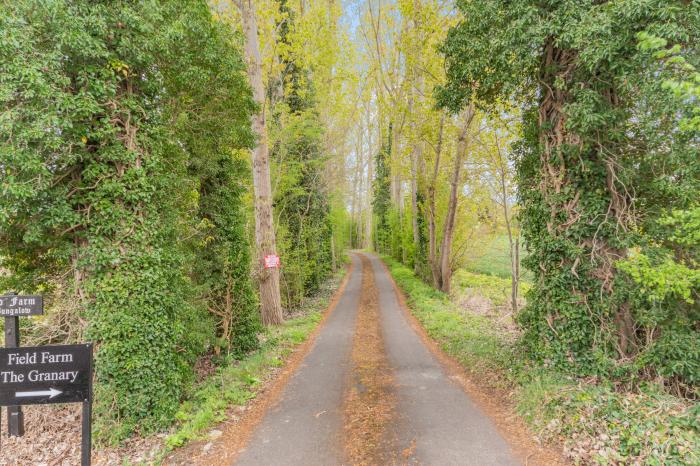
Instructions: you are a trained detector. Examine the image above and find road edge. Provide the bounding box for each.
[166,261,355,466]
[375,255,569,466]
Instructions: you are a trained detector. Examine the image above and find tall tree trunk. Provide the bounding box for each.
[237,0,283,325]
[357,143,365,248]
[365,144,374,249]
[492,132,519,314]
[512,238,519,313]
[391,120,402,207]
[410,7,424,274]
[428,113,445,287]
[438,105,475,293]
[535,37,638,358]
[350,124,363,247]
[364,106,374,249]
[409,92,420,272]
[330,234,337,272]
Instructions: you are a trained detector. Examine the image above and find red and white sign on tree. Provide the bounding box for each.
[264,255,281,269]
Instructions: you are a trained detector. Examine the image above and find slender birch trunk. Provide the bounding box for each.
[438,105,475,293]
[365,106,374,249]
[428,113,445,287]
[237,0,283,325]
[409,93,420,272]
[365,145,374,249]
[493,133,520,313]
[410,0,422,273]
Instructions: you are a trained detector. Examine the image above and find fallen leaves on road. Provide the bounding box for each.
[342,255,400,465]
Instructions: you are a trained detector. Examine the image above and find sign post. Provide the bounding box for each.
[1,293,43,437]
[0,343,93,465]
[81,345,93,466]
[4,316,23,437]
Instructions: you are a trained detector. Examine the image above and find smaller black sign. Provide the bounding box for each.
[0,344,92,406]
[0,295,43,317]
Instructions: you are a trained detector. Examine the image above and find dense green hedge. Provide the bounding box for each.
[0,0,257,439]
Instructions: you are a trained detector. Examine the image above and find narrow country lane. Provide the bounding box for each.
[235,253,520,466]
[234,254,363,465]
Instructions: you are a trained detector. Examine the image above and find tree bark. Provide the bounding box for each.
[438,105,475,293]
[513,238,520,313]
[237,0,283,325]
[492,132,519,313]
[409,93,420,272]
[330,234,337,272]
[364,105,374,249]
[409,22,425,274]
[538,38,633,355]
[365,141,374,249]
[428,113,445,287]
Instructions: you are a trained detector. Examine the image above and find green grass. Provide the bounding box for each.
[383,256,700,466]
[462,234,533,282]
[463,235,516,279]
[452,269,530,308]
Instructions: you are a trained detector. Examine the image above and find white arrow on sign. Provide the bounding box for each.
[15,388,63,399]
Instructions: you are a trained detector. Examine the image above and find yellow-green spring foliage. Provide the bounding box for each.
[270,0,333,308]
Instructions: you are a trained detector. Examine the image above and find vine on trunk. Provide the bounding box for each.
[440,0,700,391]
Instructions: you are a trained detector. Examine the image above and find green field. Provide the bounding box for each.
[463,235,529,281]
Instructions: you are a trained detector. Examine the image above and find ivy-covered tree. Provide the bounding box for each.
[372,128,393,254]
[440,1,700,388]
[0,0,257,438]
[270,0,333,308]
[164,7,260,357]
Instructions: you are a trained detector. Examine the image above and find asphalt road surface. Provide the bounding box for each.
[235,252,520,466]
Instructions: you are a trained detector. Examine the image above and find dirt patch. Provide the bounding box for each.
[0,404,83,466]
[0,405,165,466]
[378,259,569,466]
[455,290,521,335]
[165,262,354,466]
[342,255,400,465]
[456,292,492,315]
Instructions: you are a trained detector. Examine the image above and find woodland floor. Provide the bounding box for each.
[177,252,565,466]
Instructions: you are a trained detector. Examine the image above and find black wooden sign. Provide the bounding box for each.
[0,344,92,406]
[0,295,43,317]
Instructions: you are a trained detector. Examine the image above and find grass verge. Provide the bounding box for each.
[150,267,347,463]
[382,256,699,465]
[462,234,516,279]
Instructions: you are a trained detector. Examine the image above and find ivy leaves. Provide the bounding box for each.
[441,0,700,391]
[0,0,258,440]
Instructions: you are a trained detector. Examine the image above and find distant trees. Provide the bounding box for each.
[0,0,258,438]
[372,129,393,254]
[441,0,699,389]
[358,0,517,296]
